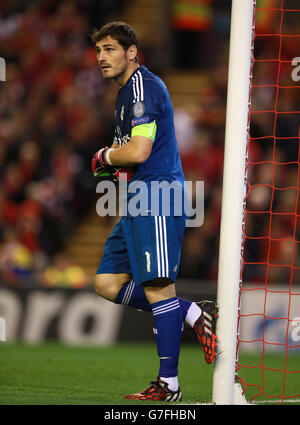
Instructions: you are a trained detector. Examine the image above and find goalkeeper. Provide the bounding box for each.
[91,21,218,402]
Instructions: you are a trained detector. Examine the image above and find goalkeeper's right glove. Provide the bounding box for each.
[114,167,135,182]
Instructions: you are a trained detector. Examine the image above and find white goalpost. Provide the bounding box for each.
[212,0,255,405]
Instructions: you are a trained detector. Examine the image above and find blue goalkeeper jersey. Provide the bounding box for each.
[113,65,188,217]
[113,65,185,185]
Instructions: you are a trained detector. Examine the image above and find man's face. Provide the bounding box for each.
[95,35,130,82]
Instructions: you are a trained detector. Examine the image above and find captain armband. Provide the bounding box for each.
[131,121,157,142]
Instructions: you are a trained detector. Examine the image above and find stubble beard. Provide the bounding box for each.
[101,60,128,85]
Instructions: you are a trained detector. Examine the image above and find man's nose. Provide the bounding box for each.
[97,51,106,63]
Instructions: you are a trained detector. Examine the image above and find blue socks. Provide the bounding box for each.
[115,281,189,391]
[152,297,182,384]
[115,280,152,312]
[115,279,191,320]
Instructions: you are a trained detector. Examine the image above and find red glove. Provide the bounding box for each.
[114,167,135,182]
[92,147,135,181]
[92,147,110,176]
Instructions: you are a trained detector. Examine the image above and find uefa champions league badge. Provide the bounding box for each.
[133,101,145,117]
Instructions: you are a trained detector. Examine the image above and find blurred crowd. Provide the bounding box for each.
[0,0,124,286]
[0,0,299,287]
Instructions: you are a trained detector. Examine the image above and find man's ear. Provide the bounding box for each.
[128,45,138,62]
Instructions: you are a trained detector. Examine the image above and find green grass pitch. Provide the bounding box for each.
[0,342,299,405]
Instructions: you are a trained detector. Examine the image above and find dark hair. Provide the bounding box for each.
[91,21,138,53]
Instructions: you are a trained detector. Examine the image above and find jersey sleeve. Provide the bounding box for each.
[130,75,161,131]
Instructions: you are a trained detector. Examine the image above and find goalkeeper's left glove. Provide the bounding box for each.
[93,166,117,181]
[92,147,135,182]
[93,165,134,182]
[92,147,112,177]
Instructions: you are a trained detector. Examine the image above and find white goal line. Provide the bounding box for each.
[254,398,300,405]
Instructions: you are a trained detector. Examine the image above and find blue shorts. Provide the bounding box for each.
[96,215,186,285]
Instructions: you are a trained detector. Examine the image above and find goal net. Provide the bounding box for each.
[236,0,300,404]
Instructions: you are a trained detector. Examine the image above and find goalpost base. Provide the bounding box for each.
[233,382,248,405]
[0,317,6,342]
